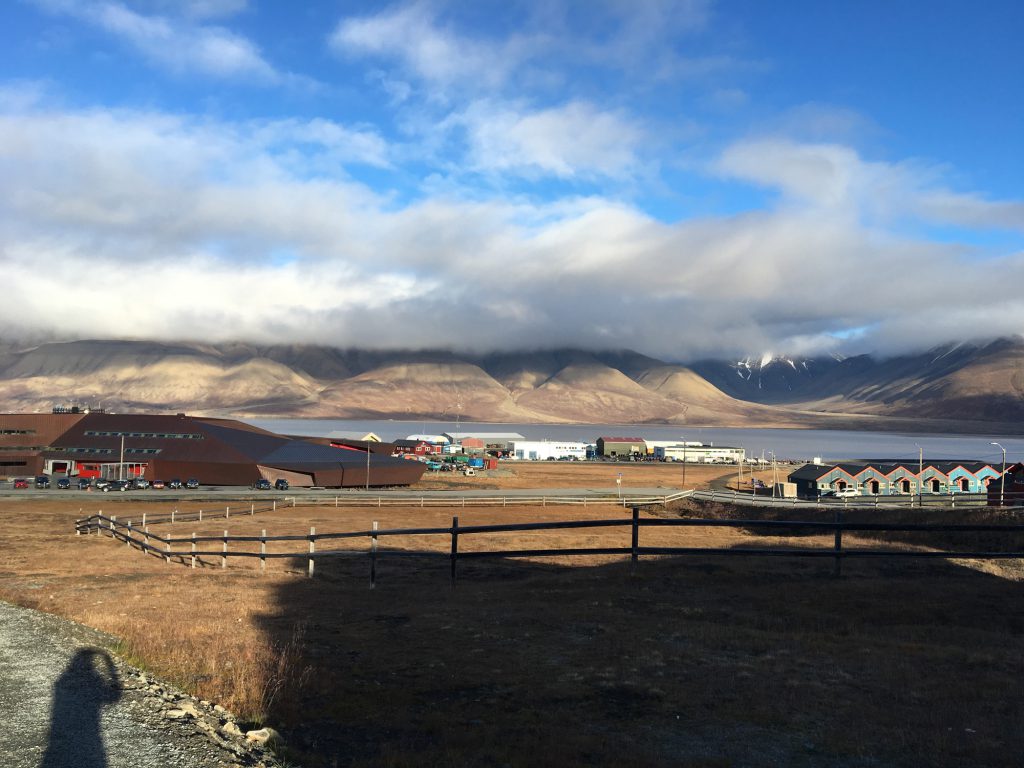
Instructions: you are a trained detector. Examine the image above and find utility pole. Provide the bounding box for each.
[771,451,777,499]
[991,441,1006,506]
[365,444,371,491]
[120,434,125,481]
[681,436,687,489]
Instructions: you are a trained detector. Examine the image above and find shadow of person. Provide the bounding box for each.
[41,648,122,768]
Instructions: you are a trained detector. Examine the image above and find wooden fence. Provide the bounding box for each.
[75,506,1024,585]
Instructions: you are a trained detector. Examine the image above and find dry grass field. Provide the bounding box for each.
[2,467,1023,767]
[411,460,752,491]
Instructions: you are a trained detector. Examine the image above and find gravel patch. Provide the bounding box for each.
[0,600,285,768]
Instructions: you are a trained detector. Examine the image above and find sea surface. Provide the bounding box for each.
[244,418,1023,464]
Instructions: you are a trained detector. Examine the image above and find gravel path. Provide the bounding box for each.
[0,601,278,768]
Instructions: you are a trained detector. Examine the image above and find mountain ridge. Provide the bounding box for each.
[1,337,1022,432]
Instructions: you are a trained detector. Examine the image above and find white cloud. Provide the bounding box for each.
[716,138,1024,233]
[31,0,278,81]
[1,101,1022,358]
[454,100,645,179]
[330,3,517,94]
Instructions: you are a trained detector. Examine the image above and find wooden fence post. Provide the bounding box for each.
[165,535,171,564]
[226,506,230,519]
[172,508,176,524]
[250,503,255,515]
[110,516,117,541]
[191,533,197,569]
[308,527,316,578]
[126,521,133,547]
[142,512,147,528]
[144,526,150,550]
[450,516,459,587]
[260,529,266,573]
[222,530,228,569]
[631,506,640,566]
[273,500,276,512]
[370,521,378,588]
[833,508,843,578]
[199,509,203,522]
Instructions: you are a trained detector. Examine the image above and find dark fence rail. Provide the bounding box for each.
[75,504,1024,585]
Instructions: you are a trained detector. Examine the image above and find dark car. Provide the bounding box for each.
[56,477,71,489]
[101,480,127,492]
[94,478,112,490]
[77,478,92,490]
[150,479,166,489]
[253,478,272,490]
[131,478,150,490]
[274,479,289,491]
[13,478,29,489]
[35,475,51,489]
[167,479,183,489]
[185,478,200,489]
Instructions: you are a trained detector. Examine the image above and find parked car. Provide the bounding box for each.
[94,478,112,491]
[102,480,129,492]
[274,479,289,491]
[167,479,183,489]
[131,478,150,490]
[150,479,166,489]
[824,487,859,498]
[35,475,51,489]
[13,478,29,489]
[56,477,71,490]
[185,478,200,489]
[77,478,92,490]
[253,478,272,490]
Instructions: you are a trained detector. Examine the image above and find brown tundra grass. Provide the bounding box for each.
[2,465,1022,767]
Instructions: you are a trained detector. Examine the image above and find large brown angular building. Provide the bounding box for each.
[0,412,425,488]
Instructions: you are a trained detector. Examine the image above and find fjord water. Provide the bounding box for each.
[246,419,1022,464]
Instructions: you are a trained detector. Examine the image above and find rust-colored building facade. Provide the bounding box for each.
[0,412,425,488]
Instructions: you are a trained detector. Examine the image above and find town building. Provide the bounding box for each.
[0,412,425,487]
[596,437,646,459]
[653,443,745,463]
[788,460,1002,499]
[509,440,588,461]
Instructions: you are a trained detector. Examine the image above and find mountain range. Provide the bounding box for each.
[0,338,1022,433]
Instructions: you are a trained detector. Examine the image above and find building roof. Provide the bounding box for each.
[598,436,646,443]
[444,432,526,441]
[325,430,381,442]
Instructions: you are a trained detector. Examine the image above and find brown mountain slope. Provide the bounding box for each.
[0,341,321,414]
[514,363,691,423]
[1,337,1021,430]
[314,361,546,422]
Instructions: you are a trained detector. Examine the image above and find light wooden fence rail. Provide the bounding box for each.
[75,506,1024,585]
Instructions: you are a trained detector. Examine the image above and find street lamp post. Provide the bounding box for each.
[915,443,923,508]
[991,441,1007,506]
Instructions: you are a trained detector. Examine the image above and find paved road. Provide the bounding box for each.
[0,601,236,768]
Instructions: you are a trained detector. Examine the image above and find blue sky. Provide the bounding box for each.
[1,0,1022,359]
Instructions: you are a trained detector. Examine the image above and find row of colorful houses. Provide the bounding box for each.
[789,461,1004,498]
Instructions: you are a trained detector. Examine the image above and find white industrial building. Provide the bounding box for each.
[510,440,588,461]
[443,432,525,444]
[654,443,745,464]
